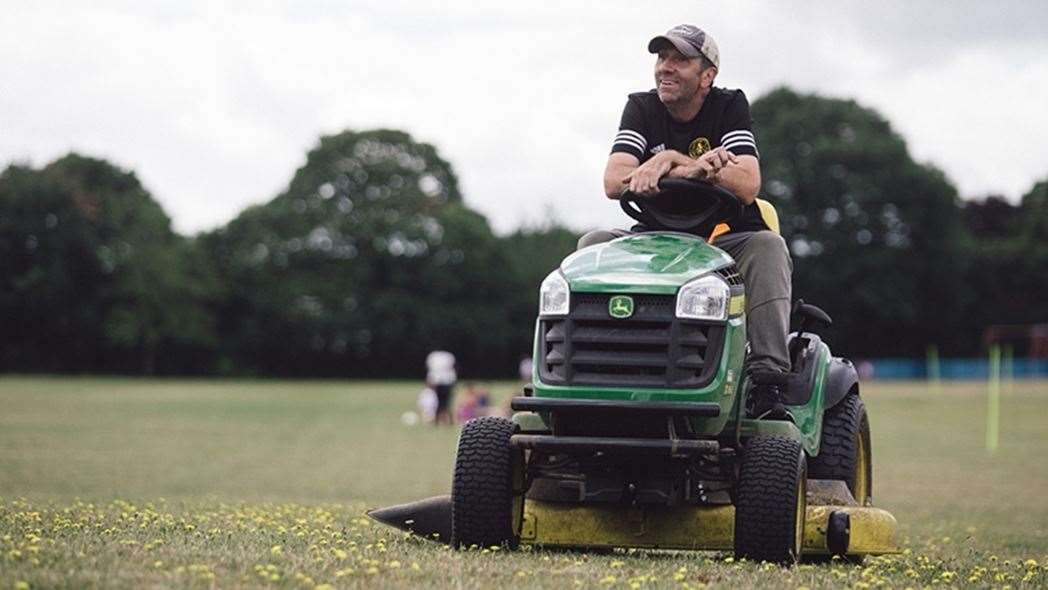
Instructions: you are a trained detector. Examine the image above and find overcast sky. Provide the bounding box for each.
[3,1,1047,235]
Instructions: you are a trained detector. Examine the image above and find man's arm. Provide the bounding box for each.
[603,152,639,198]
[606,150,706,198]
[713,155,761,204]
[668,152,761,204]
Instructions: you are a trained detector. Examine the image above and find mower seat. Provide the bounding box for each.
[708,197,780,242]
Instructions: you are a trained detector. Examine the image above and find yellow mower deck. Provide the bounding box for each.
[520,481,898,557]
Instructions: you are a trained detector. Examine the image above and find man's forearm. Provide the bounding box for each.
[712,163,760,204]
[671,155,760,204]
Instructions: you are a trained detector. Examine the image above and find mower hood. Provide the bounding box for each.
[562,232,733,294]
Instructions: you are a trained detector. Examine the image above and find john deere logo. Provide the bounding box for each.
[688,137,711,158]
[609,295,634,319]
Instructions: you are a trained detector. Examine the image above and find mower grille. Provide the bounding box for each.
[715,264,744,287]
[539,293,725,388]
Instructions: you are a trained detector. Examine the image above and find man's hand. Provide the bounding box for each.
[622,151,673,196]
[622,150,694,196]
[667,147,738,182]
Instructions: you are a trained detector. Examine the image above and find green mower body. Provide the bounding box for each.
[523,232,830,452]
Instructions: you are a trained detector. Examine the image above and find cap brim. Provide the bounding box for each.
[647,35,701,58]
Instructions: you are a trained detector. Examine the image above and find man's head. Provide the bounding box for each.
[648,24,719,107]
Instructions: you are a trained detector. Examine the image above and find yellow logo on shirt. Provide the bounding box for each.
[688,137,711,158]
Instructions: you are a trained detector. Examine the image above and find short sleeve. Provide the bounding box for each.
[719,91,759,159]
[611,96,648,159]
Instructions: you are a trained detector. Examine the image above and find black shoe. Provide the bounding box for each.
[746,370,792,420]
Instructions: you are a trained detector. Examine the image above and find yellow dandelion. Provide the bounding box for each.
[15,582,30,590]
[271,544,284,556]
[600,575,617,584]
[610,560,625,568]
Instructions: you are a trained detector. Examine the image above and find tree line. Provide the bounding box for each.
[2,88,1046,377]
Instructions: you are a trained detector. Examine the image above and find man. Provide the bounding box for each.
[578,24,793,418]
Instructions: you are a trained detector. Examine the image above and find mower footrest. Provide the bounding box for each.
[510,434,718,457]
[511,397,720,417]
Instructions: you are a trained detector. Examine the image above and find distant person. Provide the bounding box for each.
[417,386,438,424]
[456,382,492,423]
[518,356,533,384]
[857,360,875,381]
[425,350,457,426]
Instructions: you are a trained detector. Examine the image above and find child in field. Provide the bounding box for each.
[456,382,492,423]
[418,387,438,424]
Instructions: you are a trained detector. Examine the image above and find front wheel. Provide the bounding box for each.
[450,417,524,548]
[734,435,807,564]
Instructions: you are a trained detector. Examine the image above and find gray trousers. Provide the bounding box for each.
[577,229,793,374]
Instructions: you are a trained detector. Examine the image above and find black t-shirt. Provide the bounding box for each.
[611,87,766,232]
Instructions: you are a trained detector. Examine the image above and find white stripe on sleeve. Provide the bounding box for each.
[615,129,647,150]
[722,138,757,150]
[721,129,755,143]
[614,136,646,154]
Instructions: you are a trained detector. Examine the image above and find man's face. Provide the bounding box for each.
[654,46,705,105]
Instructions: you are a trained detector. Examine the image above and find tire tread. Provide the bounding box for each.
[735,435,806,564]
[450,416,519,548]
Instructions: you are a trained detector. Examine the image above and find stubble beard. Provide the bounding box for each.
[658,79,702,115]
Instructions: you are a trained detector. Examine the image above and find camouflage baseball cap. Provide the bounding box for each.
[648,24,720,69]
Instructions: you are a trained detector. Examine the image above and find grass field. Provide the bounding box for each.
[2,377,1047,588]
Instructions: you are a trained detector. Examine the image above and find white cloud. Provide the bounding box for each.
[2,1,1046,235]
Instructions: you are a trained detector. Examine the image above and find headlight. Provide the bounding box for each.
[539,271,570,316]
[676,274,729,321]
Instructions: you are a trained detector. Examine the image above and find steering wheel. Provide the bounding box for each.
[620,178,744,237]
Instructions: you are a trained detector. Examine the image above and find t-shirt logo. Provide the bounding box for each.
[689,137,711,158]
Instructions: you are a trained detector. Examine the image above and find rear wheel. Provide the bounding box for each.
[450,417,524,548]
[734,435,807,564]
[809,392,872,505]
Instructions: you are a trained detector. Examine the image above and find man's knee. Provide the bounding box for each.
[747,230,787,253]
[746,231,791,267]
[577,230,619,250]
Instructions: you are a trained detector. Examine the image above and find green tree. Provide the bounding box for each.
[203,129,525,377]
[0,154,218,373]
[752,88,970,356]
[963,179,1048,338]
